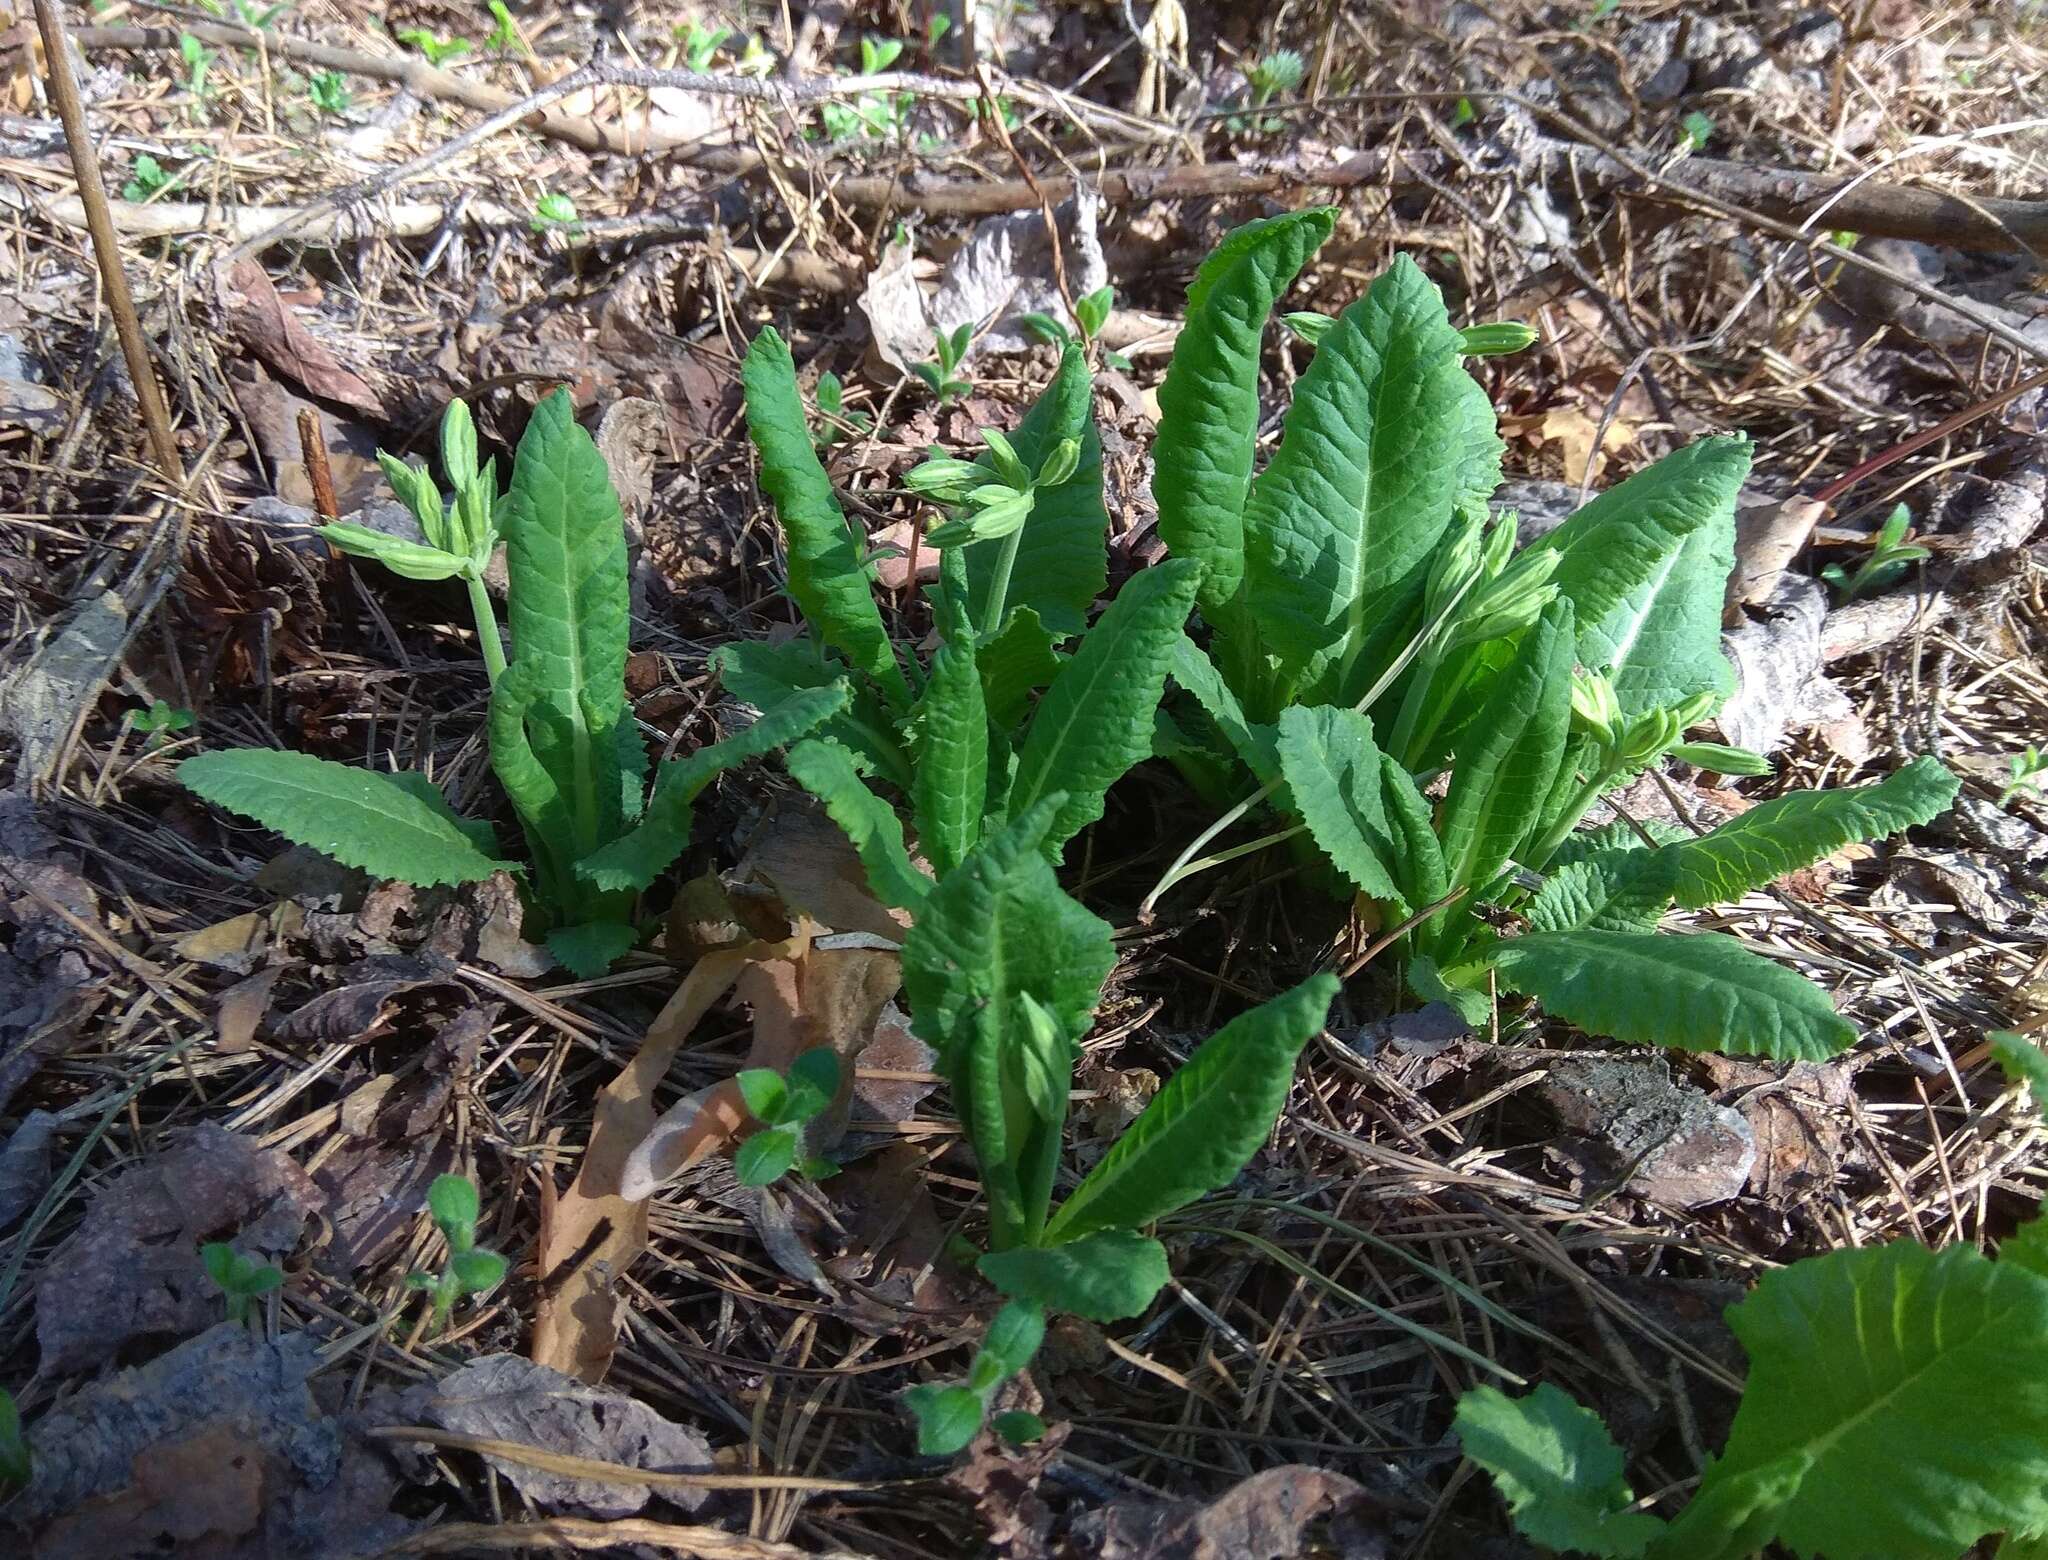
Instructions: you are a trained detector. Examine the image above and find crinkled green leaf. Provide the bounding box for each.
[1170,634,1282,789]
[1525,851,1677,934]
[1695,1240,2048,1560]
[743,328,909,706]
[1648,754,1958,909]
[1994,1031,2048,1104]
[1009,559,1202,859]
[904,1384,983,1456]
[181,749,512,888]
[1042,973,1337,1243]
[501,388,632,865]
[912,611,989,877]
[977,607,1060,732]
[964,348,1106,638]
[1239,255,1502,695]
[1491,929,1854,1060]
[978,1230,1170,1322]
[577,684,848,893]
[1377,751,1449,916]
[383,771,501,857]
[711,638,910,786]
[1154,208,1336,615]
[1455,1383,1665,1559]
[1648,1454,1810,1560]
[1275,705,1403,902]
[1438,597,1575,892]
[1533,437,1750,717]
[784,739,931,913]
[545,919,637,978]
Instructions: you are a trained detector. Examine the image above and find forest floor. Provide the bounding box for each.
[1,0,2047,1555]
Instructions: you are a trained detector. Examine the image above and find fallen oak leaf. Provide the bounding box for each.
[217,259,388,420]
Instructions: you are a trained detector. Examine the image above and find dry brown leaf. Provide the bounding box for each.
[214,965,283,1054]
[217,259,388,419]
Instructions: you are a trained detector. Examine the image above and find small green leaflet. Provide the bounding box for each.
[1042,973,1338,1243]
[978,1230,1170,1322]
[743,328,910,707]
[1274,705,1404,902]
[785,739,933,912]
[1694,1240,2048,1559]
[1491,929,1854,1060]
[1647,754,1958,908]
[1007,559,1203,859]
[1454,1383,1664,1558]
[181,750,511,888]
[1153,207,1336,616]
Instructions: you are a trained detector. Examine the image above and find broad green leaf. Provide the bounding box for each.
[1043,973,1338,1242]
[1994,1031,2048,1103]
[1648,1454,1809,1560]
[1153,208,1336,615]
[735,1126,797,1186]
[1169,635,1282,788]
[382,771,501,857]
[977,607,1060,731]
[1532,438,1748,717]
[978,1230,1170,1322]
[711,638,910,787]
[181,749,512,888]
[1275,705,1403,902]
[2001,1211,2048,1281]
[1548,818,1688,868]
[784,739,932,913]
[1008,559,1203,859]
[964,348,1106,638]
[428,1174,480,1234]
[979,1299,1046,1379]
[1696,1240,2048,1559]
[1525,852,1677,934]
[577,684,849,893]
[912,611,989,877]
[1377,752,1449,916]
[1454,1383,1665,1559]
[1239,255,1502,694]
[501,388,631,864]
[736,1068,788,1123]
[904,1384,983,1456]
[1491,929,1855,1060]
[1648,754,1958,909]
[901,795,1114,1068]
[450,1249,508,1293]
[1438,597,1575,892]
[489,657,574,899]
[743,328,909,706]
[545,919,637,978]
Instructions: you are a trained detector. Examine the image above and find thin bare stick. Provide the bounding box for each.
[296,408,340,522]
[33,0,186,487]
[1338,887,1469,980]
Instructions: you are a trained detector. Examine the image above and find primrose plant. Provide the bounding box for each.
[1456,1212,2048,1560]
[406,1174,508,1331]
[1146,209,1958,1062]
[182,393,843,975]
[738,326,1338,1448]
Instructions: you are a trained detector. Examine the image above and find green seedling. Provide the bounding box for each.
[735,34,773,75]
[1229,48,1305,133]
[306,69,352,114]
[127,698,195,746]
[812,371,873,449]
[529,193,580,234]
[181,395,845,976]
[2002,744,2045,808]
[201,1242,284,1324]
[484,1,525,54]
[1020,286,1116,356]
[397,28,472,66]
[1822,502,1929,599]
[1143,211,1954,1062]
[406,1174,508,1331]
[1679,109,1715,151]
[817,35,913,139]
[198,0,289,27]
[927,12,953,48]
[734,1049,841,1186]
[179,33,216,105]
[1452,95,1477,127]
[1457,1211,2048,1559]
[678,19,730,70]
[0,1388,27,1494]
[905,1300,1044,1454]
[121,153,174,202]
[913,322,974,404]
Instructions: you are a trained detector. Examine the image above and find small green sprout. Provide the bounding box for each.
[530,193,581,234]
[905,1300,1045,1455]
[1,1387,31,1493]
[406,1174,509,1331]
[1679,110,1714,151]
[484,0,526,54]
[121,154,174,203]
[201,1242,284,1324]
[913,323,974,404]
[306,69,352,115]
[2001,745,2046,808]
[861,35,905,73]
[179,33,216,105]
[908,427,1078,550]
[1452,95,1477,127]
[1230,48,1305,133]
[397,28,472,67]
[735,34,773,76]
[198,0,289,28]
[1822,503,1929,600]
[128,699,195,746]
[735,1049,841,1187]
[813,372,873,449]
[927,13,953,47]
[679,19,730,70]
[1021,287,1114,356]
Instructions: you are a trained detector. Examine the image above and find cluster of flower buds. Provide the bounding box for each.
[1424,508,1562,652]
[326,401,501,582]
[905,429,1079,549]
[1571,671,1737,773]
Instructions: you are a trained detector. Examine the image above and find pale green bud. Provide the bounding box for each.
[904,456,984,502]
[1571,668,1622,747]
[1282,310,1335,346]
[439,400,478,493]
[1425,506,1487,621]
[1673,742,1771,777]
[1035,436,1080,489]
[376,451,450,551]
[980,428,1029,490]
[1459,321,1540,356]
